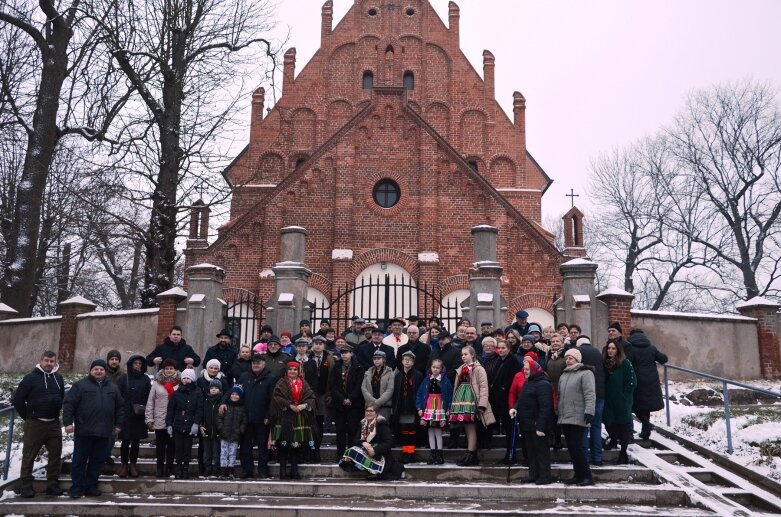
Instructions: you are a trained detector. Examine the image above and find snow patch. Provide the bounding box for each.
[189,294,206,303]
[259,269,275,278]
[188,263,224,271]
[573,294,591,303]
[476,293,493,303]
[597,287,634,298]
[632,309,755,322]
[157,287,188,298]
[77,308,159,319]
[59,295,96,307]
[561,258,596,266]
[735,296,780,310]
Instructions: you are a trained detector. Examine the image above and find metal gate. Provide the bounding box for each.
[310,274,462,333]
[223,288,264,348]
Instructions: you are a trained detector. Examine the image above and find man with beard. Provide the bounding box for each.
[204,329,238,383]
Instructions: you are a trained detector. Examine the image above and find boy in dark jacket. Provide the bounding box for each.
[200,379,223,477]
[165,368,203,479]
[218,385,247,479]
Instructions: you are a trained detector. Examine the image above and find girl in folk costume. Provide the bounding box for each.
[329,343,365,457]
[392,351,423,464]
[270,362,316,480]
[145,358,180,478]
[339,405,404,480]
[448,345,496,466]
[416,358,453,465]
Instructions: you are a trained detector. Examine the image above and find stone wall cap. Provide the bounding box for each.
[77,308,159,319]
[0,315,61,324]
[0,302,19,314]
[632,309,756,322]
[281,226,308,235]
[470,225,498,234]
[561,258,596,266]
[187,263,225,272]
[189,293,206,303]
[59,295,97,308]
[597,287,635,299]
[157,287,188,299]
[735,296,780,310]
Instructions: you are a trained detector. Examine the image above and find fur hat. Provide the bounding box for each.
[206,358,221,370]
[372,350,386,359]
[181,369,197,383]
[564,348,582,363]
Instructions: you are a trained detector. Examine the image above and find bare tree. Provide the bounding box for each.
[90,0,281,307]
[0,0,127,315]
[667,80,781,301]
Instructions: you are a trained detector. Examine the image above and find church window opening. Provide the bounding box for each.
[295,158,306,170]
[403,72,415,90]
[362,71,374,90]
[373,179,400,208]
[468,160,478,172]
[406,7,415,16]
[368,8,378,17]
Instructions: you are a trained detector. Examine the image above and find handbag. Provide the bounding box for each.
[132,404,146,416]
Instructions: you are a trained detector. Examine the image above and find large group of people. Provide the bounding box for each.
[10,312,669,497]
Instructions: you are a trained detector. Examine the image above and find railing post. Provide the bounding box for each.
[664,365,671,427]
[3,408,15,480]
[723,381,733,454]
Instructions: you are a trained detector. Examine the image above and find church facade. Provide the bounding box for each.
[184,0,564,330]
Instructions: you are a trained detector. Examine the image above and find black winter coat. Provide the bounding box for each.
[303,353,333,396]
[63,375,125,437]
[12,365,65,420]
[116,355,152,440]
[578,344,605,399]
[217,401,246,442]
[202,394,222,438]
[355,342,397,370]
[230,358,251,385]
[392,369,423,420]
[235,368,276,424]
[165,382,204,432]
[395,340,430,374]
[429,343,461,385]
[513,371,554,434]
[196,372,228,399]
[489,354,521,416]
[329,360,365,410]
[626,332,668,412]
[203,343,238,379]
[353,416,394,461]
[146,337,201,371]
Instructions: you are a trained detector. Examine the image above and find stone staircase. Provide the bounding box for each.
[3,426,780,516]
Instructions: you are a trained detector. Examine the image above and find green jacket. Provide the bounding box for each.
[603,359,637,425]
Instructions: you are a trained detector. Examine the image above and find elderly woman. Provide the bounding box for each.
[510,360,554,485]
[269,362,316,480]
[449,345,495,466]
[361,350,395,421]
[339,405,403,480]
[603,340,637,464]
[117,355,151,478]
[557,348,596,486]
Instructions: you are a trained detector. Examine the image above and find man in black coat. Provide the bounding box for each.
[329,343,365,456]
[146,326,201,371]
[429,333,460,385]
[607,322,632,357]
[203,329,238,383]
[395,325,430,374]
[490,341,522,464]
[575,336,606,465]
[12,350,66,498]
[356,328,396,370]
[63,359,125,498]
[232,353,276,478]
[626,329,668,440]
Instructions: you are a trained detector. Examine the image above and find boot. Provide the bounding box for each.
[461,451,478,466]
[456,452,470,466]
[129,463,139,478]
[290,451,302,480]
[313,449,321,463]
[435,450,445,465]
[279,454,289,480]
[174,463,183,479]
[118,463,129,478]
[217,467,227,480]
[166,463,175,478]
[616,451,629,465]
[155,462,165,478]
[228,467,235,480]
[427,451,436,465]
[181,464,189,480]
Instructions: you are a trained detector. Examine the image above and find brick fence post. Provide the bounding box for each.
[58,296,97,372]
[736,297,781,379]
[597,287,635,337]
[155,287,188,347]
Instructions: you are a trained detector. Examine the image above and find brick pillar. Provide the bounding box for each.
[58,296,97,372]
[155,287,188,347]
[597,287,635,337]
[0,302,19,321]
[736,297,781,379]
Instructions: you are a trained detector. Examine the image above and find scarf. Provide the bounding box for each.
[372,366,383,386]
[401,369,413,398]
[341,360,351,392]
[458,364,472,383]
[155,369,180,399]
[360,416,379,442]
[289,376,303,405]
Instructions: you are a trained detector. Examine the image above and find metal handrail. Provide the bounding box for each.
[0,406,17,480]
[663,364,781,454]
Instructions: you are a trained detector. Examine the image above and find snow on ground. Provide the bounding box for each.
[654,379,781,481]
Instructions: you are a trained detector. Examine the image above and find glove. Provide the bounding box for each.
[190,423,199,436]
[535,430,546,437]
[584,414,594,425]
[167,425,173,437]
[508,409,517,418]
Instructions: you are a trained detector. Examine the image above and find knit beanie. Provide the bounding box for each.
[208,379,223,391]
[90,359,108,371]
[564,349,582,363]
[206,358,221,370]
[106,349,121,361]
[230,385,244,398]
[181,369,197,382]
[608,322,622,333]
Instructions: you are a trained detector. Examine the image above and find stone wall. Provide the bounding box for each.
[73,309,159,372]
[631,309,761,380]
[0,316,61,373]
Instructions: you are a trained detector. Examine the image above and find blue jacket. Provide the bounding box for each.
[63,375,125,437]
[415,374,453,411]
[235,368,276,424]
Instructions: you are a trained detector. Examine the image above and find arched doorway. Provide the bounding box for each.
[352,263,417,328]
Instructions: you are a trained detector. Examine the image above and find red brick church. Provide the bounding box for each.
[184,0,567,333]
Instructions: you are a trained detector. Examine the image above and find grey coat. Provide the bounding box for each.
[361,366,395,408]
[557,363,596,427]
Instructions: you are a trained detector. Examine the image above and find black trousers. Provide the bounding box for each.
[174,432,193,466]
[334,407,362,455]
[523,431,551,481]
[120,439,140,464]
[562,424,592,481]
[154,429,175,469]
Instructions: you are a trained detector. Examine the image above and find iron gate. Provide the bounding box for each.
[310,274,462,333]
[223,288,264,347]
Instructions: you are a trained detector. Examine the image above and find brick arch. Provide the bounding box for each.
[308,273,333,299]
[290,108,316,150]
[508,293,555,317]
[351,248,419,279]
[488,155,517,189]
[439,274,469,295]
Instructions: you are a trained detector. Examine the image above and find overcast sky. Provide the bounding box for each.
[253,0,781,222]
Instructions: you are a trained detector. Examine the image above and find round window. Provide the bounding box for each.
[373,179,400,208]
[368,8,378,17]
[405,7,415,16]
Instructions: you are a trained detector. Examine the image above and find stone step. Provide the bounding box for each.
[63,460,657,483]
[115,444,626,463]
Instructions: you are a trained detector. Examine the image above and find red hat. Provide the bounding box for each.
[281,330,293,339]
[286,361,300,370]
[524,351,539,363]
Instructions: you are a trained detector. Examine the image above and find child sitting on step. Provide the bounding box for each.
[217,385,247,479]
[416,359,453,465]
